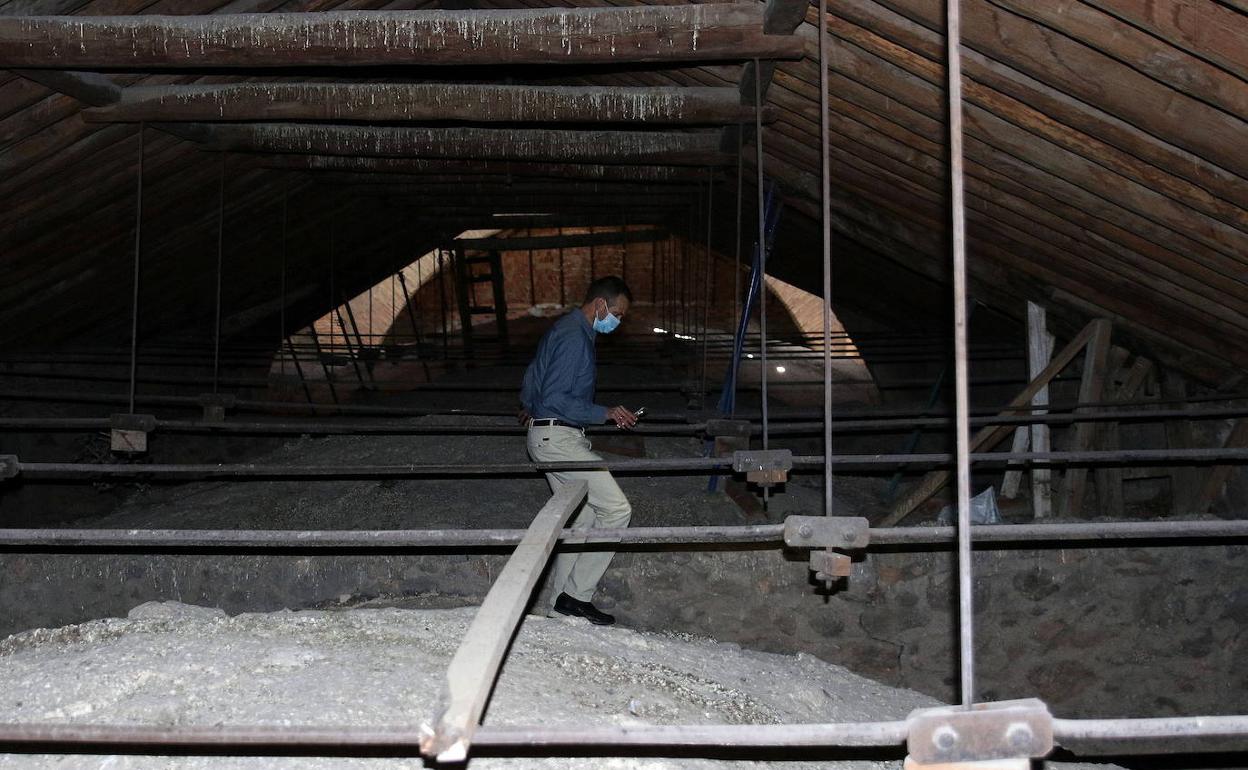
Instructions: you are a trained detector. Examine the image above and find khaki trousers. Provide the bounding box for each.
[526,424,632,608]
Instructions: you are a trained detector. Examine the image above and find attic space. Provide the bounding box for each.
[0,0,1245,768]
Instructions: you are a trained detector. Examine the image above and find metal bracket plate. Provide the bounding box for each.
[0,455,18,481]
[783,515,870,550]
[907,699,1053,765]
[732,448,793,486]
[198,393,236,422]
[109,413,156,454]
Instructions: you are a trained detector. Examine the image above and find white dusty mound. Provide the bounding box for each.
[0,603,1103,770]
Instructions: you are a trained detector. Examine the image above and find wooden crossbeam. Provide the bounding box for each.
[255,155,712,182]
[82,83,776,125]
[420,480,588,763]
[211,124,731,166]
[725,0,810,150]
[0,7,805,69]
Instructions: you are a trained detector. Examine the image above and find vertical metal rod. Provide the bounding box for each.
[212,152,225,395]
[820,0,833,518]
[946,0,976,708]
[306,327,339,405]
[279,176,288,377]
[328,205,336,359]
[700,167,713,397]
[438,249,449,360]
[649,237,657,306]
[734,129,743,381]
[558,244,566,307]
[127,123,145,415]
[527,227,536,307]
[285,336,314,404]
[755,58,769,453]
[621,213,629,284]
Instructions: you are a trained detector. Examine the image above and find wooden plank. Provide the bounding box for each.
[833,0,1248,211]
[1057,319,1113,517]
[1193,419,1248,514]
[420,480,588,763]
[83,83,775,125]
[211,124,731,166]
[1078,0,1248,83]
[0,7,805,68]
[872,0,1247,178]
[881,318,1106,526]
[991,0,1248,118]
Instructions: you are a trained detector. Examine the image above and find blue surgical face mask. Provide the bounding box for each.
[593,303,621,334]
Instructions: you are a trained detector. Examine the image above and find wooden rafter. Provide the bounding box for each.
[0,6,805,68]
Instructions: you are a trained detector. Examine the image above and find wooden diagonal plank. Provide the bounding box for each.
[210,124,731,166]
[420,480,588,763]
[880,318,1108,526]
[0,7,805,68]
[82,83,777,125]
[1193,419,1248,514]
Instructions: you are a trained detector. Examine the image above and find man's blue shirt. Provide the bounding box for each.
[520,310,607,426]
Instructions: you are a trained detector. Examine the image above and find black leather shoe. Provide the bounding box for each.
[553,593,615,626]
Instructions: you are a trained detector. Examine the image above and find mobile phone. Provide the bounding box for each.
[633,406,646,419]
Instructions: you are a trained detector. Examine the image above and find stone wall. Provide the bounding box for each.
[2,535,1241,721]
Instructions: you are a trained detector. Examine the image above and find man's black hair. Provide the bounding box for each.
[584,275,633,306]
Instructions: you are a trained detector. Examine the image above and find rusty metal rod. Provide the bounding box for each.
[10,448,1248,481]
[2,520,1246,551]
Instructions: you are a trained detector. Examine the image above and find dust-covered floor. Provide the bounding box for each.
[0,601,1114,770]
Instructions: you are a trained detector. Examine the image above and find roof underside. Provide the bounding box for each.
[0,0,1244,385]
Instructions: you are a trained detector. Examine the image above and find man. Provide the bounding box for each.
[519,276,637,626]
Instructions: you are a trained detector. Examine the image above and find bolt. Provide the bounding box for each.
[931,725,959,751]
[798,524,813,539]
[1006,723,1034,751]
[841,529,858,545]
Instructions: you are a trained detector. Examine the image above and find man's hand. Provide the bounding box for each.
[606,405,637,430]
[518,408,531,426]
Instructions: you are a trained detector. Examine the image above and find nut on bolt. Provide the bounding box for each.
[1006,722,1034,750]
[798,524,814,539]
[931,725,959,751]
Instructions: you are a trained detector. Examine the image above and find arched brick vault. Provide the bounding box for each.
[0,0,1243,387]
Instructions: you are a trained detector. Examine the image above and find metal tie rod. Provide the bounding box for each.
[1,519,1245,550]
[10,448,1248,480]
[0,715,1243,756]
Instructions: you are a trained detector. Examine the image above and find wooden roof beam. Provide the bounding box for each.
[255,154,715,182]
[727,0,811,150]
[82,83,778,125]
[0,6,805,68]
[210,124,732,166]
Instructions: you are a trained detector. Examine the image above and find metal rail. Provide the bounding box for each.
[0,714,1243,757]
[10,448,1247,481]
[0,519,1244,551]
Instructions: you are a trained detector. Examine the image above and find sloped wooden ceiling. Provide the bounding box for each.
[0,0,1244,385]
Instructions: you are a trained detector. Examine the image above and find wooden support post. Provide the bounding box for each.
[1057,319,1113,517]
[1094,354,1153,518]
[1001,301,1053,509]
[881,318,1108,526]
[420,480,588,763]
[0,7,804,68]
[1192,419,1248,514]
[1162,370,1202,513]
